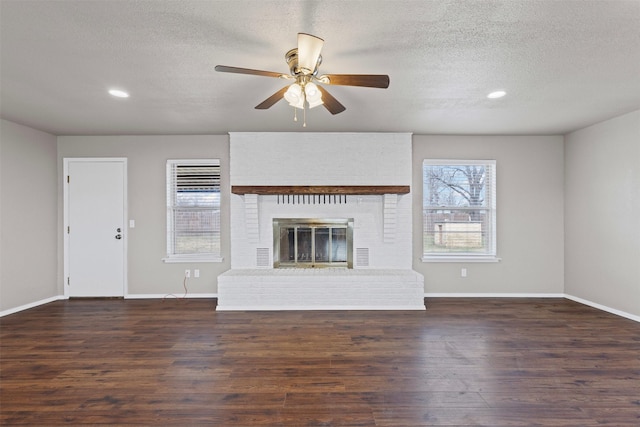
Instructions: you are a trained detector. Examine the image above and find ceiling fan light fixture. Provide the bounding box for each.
[304,82,319,97]
[215,32,388,120]
[284,83,305,109]
[297,33,324,74]
[291,98,305,109]
[304,82,323,108]
[307,97,324,109]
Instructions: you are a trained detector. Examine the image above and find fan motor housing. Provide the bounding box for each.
[286,48,321,76]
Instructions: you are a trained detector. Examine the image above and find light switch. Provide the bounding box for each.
[129,219,135,228]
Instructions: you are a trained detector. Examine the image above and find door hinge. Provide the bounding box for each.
[67,277,70,285]
[67,226,70,234]
[67,175,70,183]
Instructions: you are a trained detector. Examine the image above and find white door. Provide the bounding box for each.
[64,158,126,297]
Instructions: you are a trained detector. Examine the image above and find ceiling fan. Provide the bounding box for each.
[215,33,389,125]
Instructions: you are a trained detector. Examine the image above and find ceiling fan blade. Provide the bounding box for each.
[255,86,288,109]
[317,86,346,115]
[322,74,390,89]
[297,33,324,74]
[215,65,287,79]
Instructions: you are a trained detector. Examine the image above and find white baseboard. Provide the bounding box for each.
[125,293,218,299]
[564,294,640,323]
[0,295,66,317]
[425,293,565,298]
[217,304,426,311]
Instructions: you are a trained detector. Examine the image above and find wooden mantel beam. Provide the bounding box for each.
[231,185,410,195]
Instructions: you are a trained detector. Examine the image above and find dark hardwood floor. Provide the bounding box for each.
[1,298,639,426]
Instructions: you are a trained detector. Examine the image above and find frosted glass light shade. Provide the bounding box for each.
[284,83,304,109]
[305,83,323,108]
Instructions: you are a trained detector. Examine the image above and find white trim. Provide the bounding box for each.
[422,256,501,263]
[167,159,220,165]
[423,158,496,166]
[425,293,564,298]
[0,295,65,317]
[564,294,640,323]
[216,305,426,311]
[125,293,218,299]
[63,158,128,298]
[162,256,224,263]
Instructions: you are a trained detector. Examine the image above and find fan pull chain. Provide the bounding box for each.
[293,107,298,122]
[303,107,307,127]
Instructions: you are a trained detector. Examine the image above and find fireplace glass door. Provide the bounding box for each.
[273,218,353,268]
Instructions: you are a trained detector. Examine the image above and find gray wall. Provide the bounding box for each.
[1,120,58,311]
[57,135,230,296]
[2,114,638,317]
[57,133,567,298]
[413,135,565,294]
[564,110,640,317]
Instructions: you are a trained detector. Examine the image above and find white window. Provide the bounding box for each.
[164,159,222,263]
[422,159,497,262]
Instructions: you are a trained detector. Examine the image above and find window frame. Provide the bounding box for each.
[163,159,223,263]
[421,159,499,263]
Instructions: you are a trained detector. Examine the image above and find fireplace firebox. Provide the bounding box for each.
[273,218,354,268]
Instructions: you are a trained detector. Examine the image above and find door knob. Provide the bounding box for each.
[115,234,122,239]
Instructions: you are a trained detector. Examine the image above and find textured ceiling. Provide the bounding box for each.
[1,0,639,136]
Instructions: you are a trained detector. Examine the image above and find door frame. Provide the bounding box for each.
[63,157,128,298]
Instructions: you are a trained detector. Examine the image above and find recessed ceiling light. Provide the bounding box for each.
[487,90,506,99]
[108,89,130,98]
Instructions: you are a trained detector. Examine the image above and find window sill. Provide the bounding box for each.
[163,255,224,263]
[421,255,501,263]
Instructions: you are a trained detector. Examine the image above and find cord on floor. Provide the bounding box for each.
[163,276,189,301]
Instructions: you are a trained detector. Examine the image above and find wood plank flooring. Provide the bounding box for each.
[1,298,639,426]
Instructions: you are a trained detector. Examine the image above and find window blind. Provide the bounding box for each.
[166,160,221,259]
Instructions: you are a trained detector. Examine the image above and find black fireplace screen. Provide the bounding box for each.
[273,218,353,268]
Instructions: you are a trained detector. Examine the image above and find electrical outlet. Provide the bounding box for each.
[461,268,467,278]
[194,269,200,278]
[185,269,191,278]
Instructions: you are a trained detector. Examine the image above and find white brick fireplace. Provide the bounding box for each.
[217,132,424,310]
